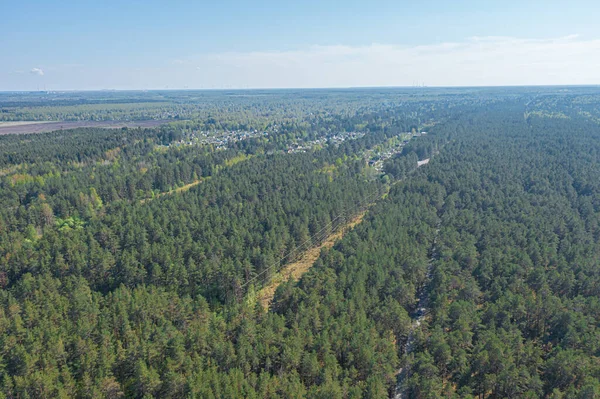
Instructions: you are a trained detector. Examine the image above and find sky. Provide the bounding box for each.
[1,0,600,90]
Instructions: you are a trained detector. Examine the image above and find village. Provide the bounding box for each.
[165,126,428,173]
[366,130,427,171]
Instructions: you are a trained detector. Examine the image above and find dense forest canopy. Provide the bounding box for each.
[0,87,599,398]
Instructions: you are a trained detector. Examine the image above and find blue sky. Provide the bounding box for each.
[2,0,600,90]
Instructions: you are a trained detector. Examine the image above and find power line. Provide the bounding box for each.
[241,184,387,290]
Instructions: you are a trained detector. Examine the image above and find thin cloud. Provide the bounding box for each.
[191,35,600,88]
[5,35,599,90]
[30,68,44,76]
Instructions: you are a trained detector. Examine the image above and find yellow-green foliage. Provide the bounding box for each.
[56,216,85,232]
[525,110,570,120]
[318,163,338,174]
[225,153,252,167]
[0,164,24,177]
[9,173,34,186]
[104,147,121,161]
[578,111,600,125]
[90,188,103,209]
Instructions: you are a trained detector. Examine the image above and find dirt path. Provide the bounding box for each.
[257,210,368,310]
[392,154,442,398]
[393,221,441,399]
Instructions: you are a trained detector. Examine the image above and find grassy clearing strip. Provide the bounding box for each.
[256,209,369,310]
[139,153,256,204]
[171,179,205,194]
[140,179,204,204]
[256,153,437,310]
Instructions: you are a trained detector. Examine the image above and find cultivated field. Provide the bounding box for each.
[0,120,172,135]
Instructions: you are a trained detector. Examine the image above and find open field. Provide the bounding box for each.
[0,120,172,135]
[0,121,56,127]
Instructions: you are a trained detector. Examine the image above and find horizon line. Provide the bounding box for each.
[2,83,600,93]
